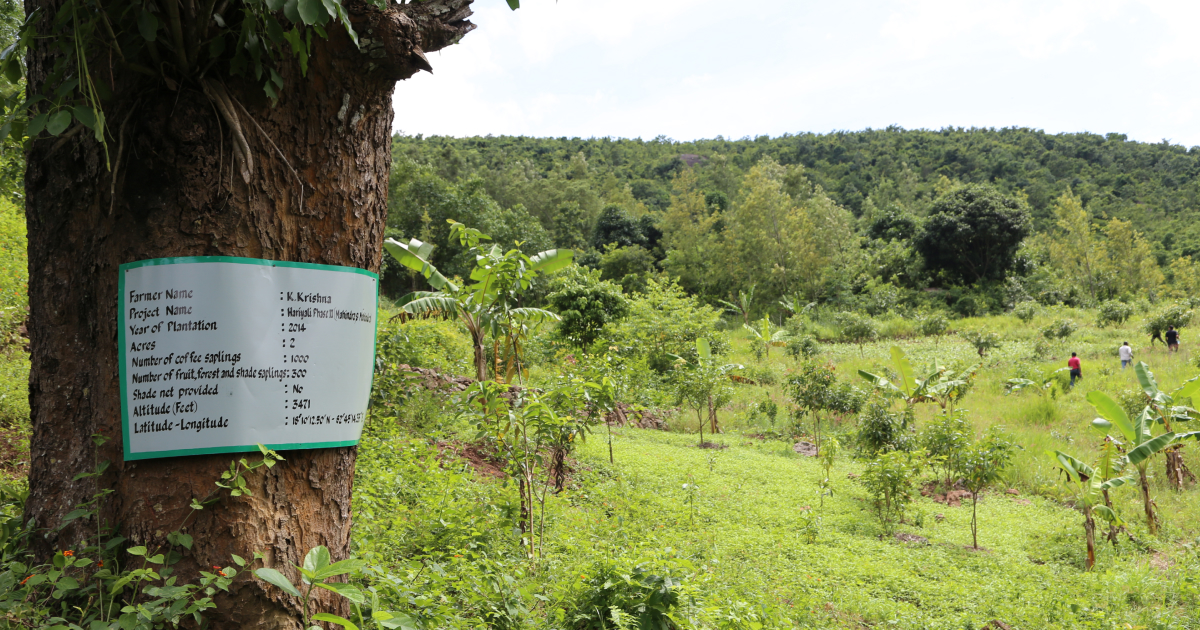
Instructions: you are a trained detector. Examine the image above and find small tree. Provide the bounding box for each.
[921,410,972,490]
[919,313,949,343]
[961,330,1001,357]
[672,339,739,445]
[860,450,923,536]
[835,311,878,356]
[958,428,1015,549]
[817,436,840,507]
[1013,301,1038,323]
[855,398,912,456]
[786,361,860,454]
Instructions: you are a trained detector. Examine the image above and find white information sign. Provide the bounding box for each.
[119,257,378,460]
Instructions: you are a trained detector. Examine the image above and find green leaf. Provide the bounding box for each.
[231,554,246,567]
[506,0,519,9]
[312,557,366,581]
[72,106,97,131]
[1126,432,1176,466]
[3,58,20,83]
[890,346,915,397]
[1175,376,1200,400]
[315,581,365,603]
[297,0,323,25]
[254,568,300,596]
[26,111,47,136]
[138,10,159,42]
[696,337,711,362]
[1093,504,1120,523]
[528,248,574,274]
[1051,450,1093,481]
[1086,391,1134,442]
[46,109,71,135]
[283,0,302,24]
[1134,362,1159,399]
[266,0,286,10]
[377,612,419,630]
[127,546,147,556]
[302,546,331,575]
[311,613,358,630]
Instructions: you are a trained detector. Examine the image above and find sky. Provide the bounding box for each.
[393,0,1200,147]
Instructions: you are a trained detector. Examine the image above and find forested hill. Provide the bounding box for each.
[392,127,1200,257]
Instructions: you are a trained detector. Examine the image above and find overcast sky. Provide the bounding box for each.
[393,0,1200,147]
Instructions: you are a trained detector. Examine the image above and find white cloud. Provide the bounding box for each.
[394,0,1200,147]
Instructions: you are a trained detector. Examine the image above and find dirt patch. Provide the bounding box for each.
[921,481,974,507]
[1149,552,1175,573]
[793,441,818,457]
[0,424,29,481]
[894,532,929,545]
[983,620,1012,630]
[437,441,506,479]
[606,404,673,430]
[698,442,728,450]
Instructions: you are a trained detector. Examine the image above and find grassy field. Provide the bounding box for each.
[351,304,1200,629]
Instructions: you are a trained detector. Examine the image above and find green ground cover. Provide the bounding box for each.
[349,307,1200,629]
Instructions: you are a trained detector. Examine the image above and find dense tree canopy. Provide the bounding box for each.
[915,185,1031,284]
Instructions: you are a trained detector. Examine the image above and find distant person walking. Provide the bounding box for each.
[1068,352,1082,387]
[1167,326,1180,353]
[1119,342,1133,370]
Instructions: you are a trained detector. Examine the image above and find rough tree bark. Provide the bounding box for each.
[23,2,476,626]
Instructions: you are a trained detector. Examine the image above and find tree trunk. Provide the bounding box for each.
[23,2,477,627]
[971,492,978,549]
[1101,488,1119,546]
[1166,446,1195,491]
[1083,506,1096,570]
[1138,467,1158,536]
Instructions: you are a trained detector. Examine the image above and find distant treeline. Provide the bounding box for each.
[385,128,1200,319]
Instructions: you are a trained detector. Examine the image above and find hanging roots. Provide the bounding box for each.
[201,78,253,184]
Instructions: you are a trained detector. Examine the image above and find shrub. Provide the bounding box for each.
[834,311,878,354]
[860,450,923,535]
[918,313,949,339]
[1143,304,1193,340]
[547,266,628,349]
[921,410,971,488]
[1096,300,1134,328]
[961,330,1001,357]
[376,318,471,374]
[786,335,822,360]
[1013,301,1038,323]
[1040,318,1077,340]
[855,399,911,456]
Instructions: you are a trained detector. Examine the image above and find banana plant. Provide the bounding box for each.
[858,346,979,411]
[1004,367,1070,396]
[1050,451,1132,570]
[744,315,789,358]
[1087,386,1186,536]
[385,220,572,382]
[717,284,755,326]
[1127,361,1200,491]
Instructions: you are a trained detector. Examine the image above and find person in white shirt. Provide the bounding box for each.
[1119,342,1133,370]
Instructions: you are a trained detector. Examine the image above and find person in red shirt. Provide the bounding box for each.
[1068,352,1082,387]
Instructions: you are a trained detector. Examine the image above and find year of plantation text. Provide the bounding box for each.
[119,258,378,459]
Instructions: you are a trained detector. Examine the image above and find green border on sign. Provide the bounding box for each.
[119,256,380,461]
